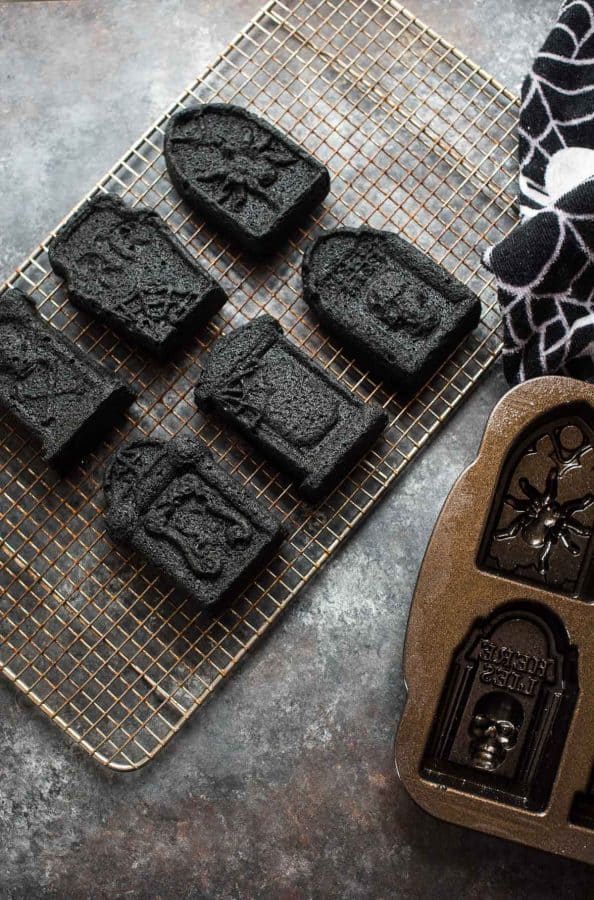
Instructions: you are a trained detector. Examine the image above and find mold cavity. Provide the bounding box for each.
[421,601,578,812]
[478,403,594,603]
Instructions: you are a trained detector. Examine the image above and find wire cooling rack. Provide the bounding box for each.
[0,0,519,770]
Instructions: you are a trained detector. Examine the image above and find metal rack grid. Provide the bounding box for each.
[0,0,519,770]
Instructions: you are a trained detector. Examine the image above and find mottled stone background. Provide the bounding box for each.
[1,1,592,898]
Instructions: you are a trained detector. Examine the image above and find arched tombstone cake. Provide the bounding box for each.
[164,104,331,255]
[302,227,481,395]
[195,315,388,501]
[0,288,135,467]
[395,377,594,865]
[103,435,284,609]
[49,194,227,358]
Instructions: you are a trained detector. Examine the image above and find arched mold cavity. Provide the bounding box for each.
[478,404,594,602]
[421,602,578,812]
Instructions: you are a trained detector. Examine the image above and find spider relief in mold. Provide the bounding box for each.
[493,468,594,575]
[164,104,330,255]
[481,418,594,597]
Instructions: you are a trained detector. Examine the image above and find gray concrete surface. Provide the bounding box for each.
[2,0,593,897]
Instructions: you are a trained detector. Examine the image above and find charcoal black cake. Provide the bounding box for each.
[302,227,481,394]
[164,104,331,255]
[0,288,135,466]
[103,435,284,608]
[48,194,227,357]
[195,315,388,501]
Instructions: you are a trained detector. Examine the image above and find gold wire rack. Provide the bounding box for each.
[0,0,518,770]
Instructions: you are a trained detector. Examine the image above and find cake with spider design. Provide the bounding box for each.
[0,288,135,467]
[48,194,227,358]
[302,227,481,395]
[103,435,284,609]
[164,104,331,255]
[195,315,388,501]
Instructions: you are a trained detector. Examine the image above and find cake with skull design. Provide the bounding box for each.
[302,227,481,395]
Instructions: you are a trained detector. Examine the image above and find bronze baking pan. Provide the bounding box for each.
[395,376,594,864]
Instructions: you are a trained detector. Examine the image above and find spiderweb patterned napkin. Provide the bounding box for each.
[484,0,594,384]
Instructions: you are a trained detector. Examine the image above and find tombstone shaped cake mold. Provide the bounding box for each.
[421,603,578,813]
[103,435,284,609]
[195,315,388,502]
[394,377,594,864]
[302,228,481,394]
[164,104,331,255]
[48,194,227,357]
[0,288,135,467]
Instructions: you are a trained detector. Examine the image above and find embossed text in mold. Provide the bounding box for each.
[477,635,554,698]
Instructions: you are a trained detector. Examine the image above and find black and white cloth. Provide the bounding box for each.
[484,0,594,384]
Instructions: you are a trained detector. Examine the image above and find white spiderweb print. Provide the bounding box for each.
[484,179,594,383]
[520,0,594,215]
[484,0,594,384]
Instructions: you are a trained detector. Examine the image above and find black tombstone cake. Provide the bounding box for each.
[49,194,227,357]
[195,315,388,501]
[103,435,284,609]
[164,104,330,255]
[0,288,135,466]
[302,227,481,394]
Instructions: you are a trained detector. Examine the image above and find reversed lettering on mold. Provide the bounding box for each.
[421,605,578,811]
[477,637,554,697]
